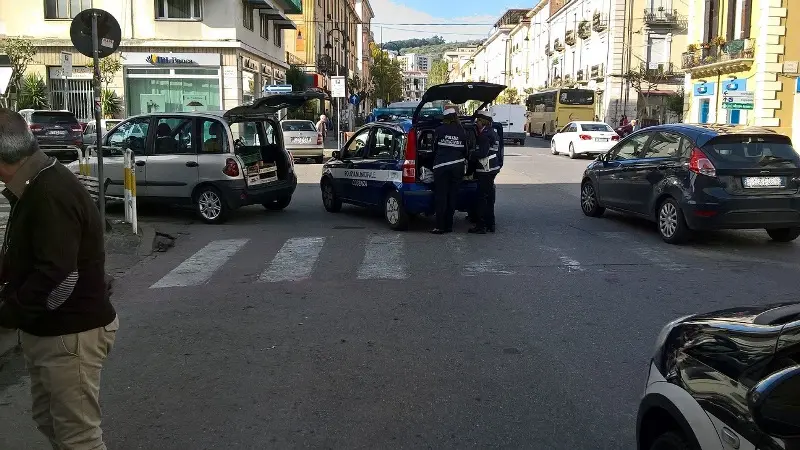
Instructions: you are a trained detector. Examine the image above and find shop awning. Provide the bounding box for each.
[259,7,297,30]
[245,0,277,9]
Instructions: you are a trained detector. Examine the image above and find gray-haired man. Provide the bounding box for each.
[0,108,118,449]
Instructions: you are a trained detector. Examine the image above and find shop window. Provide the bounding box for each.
[155,0,202,20]
[45,0,90,19]
[200,119,229,154]
[274,25,282,47]
[260,12,269,39]
[154,118,195,155]
[243,1,254,30]
[126,73,221,116]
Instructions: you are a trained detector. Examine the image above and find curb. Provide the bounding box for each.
[0,329,20,357]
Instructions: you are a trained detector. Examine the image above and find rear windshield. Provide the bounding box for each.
[703,135,799,167]
[558,90,594,106]
[281,121,317,132]
[31,112,78,124]
[580,123,613,132]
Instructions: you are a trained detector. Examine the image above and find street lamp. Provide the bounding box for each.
[324,22,352,131]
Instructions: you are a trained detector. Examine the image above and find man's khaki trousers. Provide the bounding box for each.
[21,316,119,450]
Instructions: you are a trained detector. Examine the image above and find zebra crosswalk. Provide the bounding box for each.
[146,230,703,290]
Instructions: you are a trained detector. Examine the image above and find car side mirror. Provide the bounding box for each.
[748,365,800,438]
[331,150,341,160]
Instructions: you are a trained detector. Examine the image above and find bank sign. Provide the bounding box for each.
[146,54,196,65]
[123,52,221,67]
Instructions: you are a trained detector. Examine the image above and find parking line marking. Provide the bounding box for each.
[260,237,325,282]
[150,239,249,288]
[462,258,516,276]
[358,234,408,280]
[541,245,586,272]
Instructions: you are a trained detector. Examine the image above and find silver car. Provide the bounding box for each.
[281,119,324,163]
[68,92,324,223]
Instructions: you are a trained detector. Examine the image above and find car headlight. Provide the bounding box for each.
[652,314,694,374]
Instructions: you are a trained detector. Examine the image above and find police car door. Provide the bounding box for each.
[359,126,403,206]
[338,127,374,202]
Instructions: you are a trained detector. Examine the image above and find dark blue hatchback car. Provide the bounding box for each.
[320,82,506,230]
[580,124,800,244]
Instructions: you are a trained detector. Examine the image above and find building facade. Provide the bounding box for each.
[0,0,301,120]
[683,0,800,142]
[402,71,427,101]
[508,16,531,95]
[398,53,432,72]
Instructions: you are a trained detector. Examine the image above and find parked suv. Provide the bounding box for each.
[68,92,324,223]
[580,124,800,244]
[638,302,800,450]
[18,109,83,163]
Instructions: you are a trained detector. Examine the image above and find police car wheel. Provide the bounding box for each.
[384,191,409,230]
[321,179,342,213]
[648,431,690,450]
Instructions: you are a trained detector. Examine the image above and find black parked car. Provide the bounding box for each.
[637,302,800,450]
[579,124,800,244]
[18,109,84,163]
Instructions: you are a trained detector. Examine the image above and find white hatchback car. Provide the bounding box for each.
[551,121,620,158]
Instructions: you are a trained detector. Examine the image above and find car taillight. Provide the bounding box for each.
[688,148,716,177]
[402,128,417,183]
[29,124,42,132]
[611,135,620,141]
[579,134,592,140]
[71,124,82,132]
[317,133,323,145]
[223,158,240,177]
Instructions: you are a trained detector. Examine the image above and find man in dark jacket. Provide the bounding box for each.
[430,108,468,234]
[469,110,501,234]
[0,108,118,449]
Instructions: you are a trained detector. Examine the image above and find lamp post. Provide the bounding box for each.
[324,18,353,132]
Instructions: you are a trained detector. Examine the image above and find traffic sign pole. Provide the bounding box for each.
[91,12,106,230]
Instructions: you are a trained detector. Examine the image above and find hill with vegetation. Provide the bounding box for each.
[383,36,483,61]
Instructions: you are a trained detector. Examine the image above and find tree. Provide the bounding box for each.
[285,65,307,91]
[623,65,679,122]
[369,43,403,104]
[1,37,36,109]
[666,88,685,118]
[88,56,122,90]
[427,60,450,86]
[497,87,520,105]
[88,56,123,117]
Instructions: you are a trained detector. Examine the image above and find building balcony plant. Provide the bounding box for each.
[643,8,687,27]
[565,30,576,46]
[576,69,584,81]
[592,11,608,32]
[578,20,591,39]
[681,38,755,71]
[554,39,565,52]
[545,43,553,56]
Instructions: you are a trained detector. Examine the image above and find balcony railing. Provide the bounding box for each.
[286,51,305,66]
[643,9,687,27]
[640,62,680,80]
[681,39,755,70]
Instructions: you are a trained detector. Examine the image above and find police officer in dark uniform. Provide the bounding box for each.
[430,108,468,234]
[469,110,500,234]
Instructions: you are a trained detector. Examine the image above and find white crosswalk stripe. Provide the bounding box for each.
[150,238,250,288]
[357,234,408,280]
[599,231,687,270]
[259,237,325,282]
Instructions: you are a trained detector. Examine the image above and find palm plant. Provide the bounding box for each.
[101,89,123,118]
[17,73,49,110]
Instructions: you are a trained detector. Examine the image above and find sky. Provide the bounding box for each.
[370,0,532,43]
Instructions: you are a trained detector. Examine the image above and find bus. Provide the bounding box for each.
[525,89,596,138]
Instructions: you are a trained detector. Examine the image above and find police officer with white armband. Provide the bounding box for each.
[430,108,468,234]
[469,110,500,234]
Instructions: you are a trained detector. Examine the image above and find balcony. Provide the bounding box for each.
[578,20,591,39]
[554,38,564,52]
[592,11,608,32]
[681,39,755,75]
[639,62,681,81]
[565,30,576,46]
[272,0,302,14]
[286,51,305,66]
[643,9,687,28]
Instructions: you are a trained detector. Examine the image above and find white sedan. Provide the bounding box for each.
[551,121,620,159]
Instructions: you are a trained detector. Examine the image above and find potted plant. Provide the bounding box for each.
[687,43,698,52]
[565,29,576,46]
[578,20,591,39]
[711,36,726,47]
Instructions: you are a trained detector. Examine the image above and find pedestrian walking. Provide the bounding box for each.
[316,114,328,141]
[430,108,468,234]
[0,108,118,449]
[469,110,500,234]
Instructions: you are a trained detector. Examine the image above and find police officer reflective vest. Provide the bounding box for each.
[432,123,468,170]
[474,126,500,173]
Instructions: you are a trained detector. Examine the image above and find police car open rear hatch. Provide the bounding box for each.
[412,82,506,123]
[224,91,326,121]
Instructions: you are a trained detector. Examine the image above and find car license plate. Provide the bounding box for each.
[595,138,609,142]
[47,130,66,136]
[292,137,311,144]
[742,176,785,188]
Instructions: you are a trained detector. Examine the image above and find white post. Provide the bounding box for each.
[123,150,131,223]
[336,97,341,151]
[129,151,138,234]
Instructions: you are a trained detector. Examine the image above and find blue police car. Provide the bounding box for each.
[320,82,506,230]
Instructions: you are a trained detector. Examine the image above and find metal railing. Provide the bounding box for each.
[643,8,687,27]
[681,39,755,69]
[640,62,679,79]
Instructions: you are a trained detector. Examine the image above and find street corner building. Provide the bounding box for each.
[0,0,303,120]
[682,0,800,142]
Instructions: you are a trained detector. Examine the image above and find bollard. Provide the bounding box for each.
[123,150,131,223]
[129,151,138,234]
[78,147,88,176]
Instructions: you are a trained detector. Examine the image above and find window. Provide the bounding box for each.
[370,128,400,159]
[274,24,283,47]
[345,129,371,158]
[610,133,650,160]
[579,123,614,132]
[260,12,269,39]
[154,118,194,155]
[155,0,202,20]
[106,118,150,156]
[527,91,557,112]
[702,135,800,167]
[642,132,683,158]
[558,89,595,106]
[200,119,229,154]
[45,0,90,19]
[243,1,254,30]
[647,35,669,68]
[281,121,317,132]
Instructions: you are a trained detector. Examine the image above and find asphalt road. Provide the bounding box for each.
[2,138,800,449]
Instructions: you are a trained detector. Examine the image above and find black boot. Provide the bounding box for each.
[468,226,486,234]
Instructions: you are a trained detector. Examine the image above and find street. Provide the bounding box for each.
[2,137,800,449]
